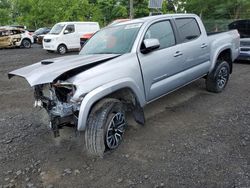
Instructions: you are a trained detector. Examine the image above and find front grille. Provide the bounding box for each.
[44,39,51,43]
[240,41,250,47]
[241,48,250,52]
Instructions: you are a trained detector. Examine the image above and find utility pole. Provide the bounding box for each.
[129,0,134,19]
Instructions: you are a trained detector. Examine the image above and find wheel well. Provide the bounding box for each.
[91,88,138,113]
[107,88,136,106]
[58,43,67,50]
[22,38,31,43]
[217,49,233,73]
[84,88,145,127]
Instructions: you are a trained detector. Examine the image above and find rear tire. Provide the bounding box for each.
[57,44,67,55]
[85,98,126,157]
[206,60,230,93]
[22,39,31,48]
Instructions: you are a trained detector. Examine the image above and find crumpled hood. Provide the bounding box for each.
[8,54,120,86]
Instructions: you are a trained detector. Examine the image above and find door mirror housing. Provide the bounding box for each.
[141,38,160,54]
[64,30,69,34]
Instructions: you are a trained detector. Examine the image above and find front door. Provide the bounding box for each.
[63,24,78,49]
[137,20,186,101]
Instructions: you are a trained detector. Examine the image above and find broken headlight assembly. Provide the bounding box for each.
[34,82,79,117]
[34,82,81,137]
[53,81,76,103]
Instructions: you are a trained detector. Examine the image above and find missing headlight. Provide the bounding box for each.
[53,82,76,103]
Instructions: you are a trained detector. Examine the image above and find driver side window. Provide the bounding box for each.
[143,20,176,50]
[64,24,75,34]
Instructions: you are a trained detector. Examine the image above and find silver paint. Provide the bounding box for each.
[9,14,240,131]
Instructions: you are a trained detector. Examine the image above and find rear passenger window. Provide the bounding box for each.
[176,18,201,42]
[144,20,176,50]
[12,30,21,35]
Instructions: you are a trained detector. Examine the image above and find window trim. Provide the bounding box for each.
[64,24,75,34]
[140,19,177,52]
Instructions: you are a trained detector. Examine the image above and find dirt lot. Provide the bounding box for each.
[0,45,249,188]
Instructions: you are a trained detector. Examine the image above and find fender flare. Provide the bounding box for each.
[77,78,146,131]
[209,44,232,73]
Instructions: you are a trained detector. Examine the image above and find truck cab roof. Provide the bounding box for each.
[115,14,197,26]
[56,21,99,25]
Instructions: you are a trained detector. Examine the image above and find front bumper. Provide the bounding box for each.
[43,41,57,51]
[237,48,250,61]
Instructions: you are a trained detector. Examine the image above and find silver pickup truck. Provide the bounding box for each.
[9,14,240,156]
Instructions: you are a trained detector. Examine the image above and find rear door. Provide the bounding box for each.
[137,20,186,101]
[12,29,22,46]
[174,18,210,75]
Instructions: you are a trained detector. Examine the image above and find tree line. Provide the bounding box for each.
[0,0,250,29]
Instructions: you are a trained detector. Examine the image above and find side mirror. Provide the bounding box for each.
[141,38,160,54]
[64,30,69,34]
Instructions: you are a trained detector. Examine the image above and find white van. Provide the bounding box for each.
[43,22,99,54]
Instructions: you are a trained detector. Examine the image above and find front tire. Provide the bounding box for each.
[206,60,230,93]
[57,44,67,55]
[85,98,126,157]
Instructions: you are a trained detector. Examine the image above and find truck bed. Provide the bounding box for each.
[207,29,240,63]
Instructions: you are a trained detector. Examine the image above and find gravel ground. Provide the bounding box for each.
[0,45,249,188]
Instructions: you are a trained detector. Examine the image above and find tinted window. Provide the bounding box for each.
[64,25,75,34]
[144,21,175,50]
[12,30,22,35]
[34,28,44,35]
[176,18,201,42]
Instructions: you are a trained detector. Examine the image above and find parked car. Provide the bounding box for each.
[8,25,26,29]
[33,27,51,43]
[0,27,34,48]
[80,33,93,48]
[43,22,100,54]
[9,14,240,157]
[37,33,51,45]
[229,19,250,61]
[80,19,130,48]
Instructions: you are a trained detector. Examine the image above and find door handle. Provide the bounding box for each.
[201,43,208,48]
[173,51,183,57]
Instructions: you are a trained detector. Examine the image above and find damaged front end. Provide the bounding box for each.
[34,81,80,137]
[8,54,121,136]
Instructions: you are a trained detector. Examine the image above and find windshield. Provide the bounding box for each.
[80,23,142,55]
[49,24,65,35]
[34,28,43,35]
